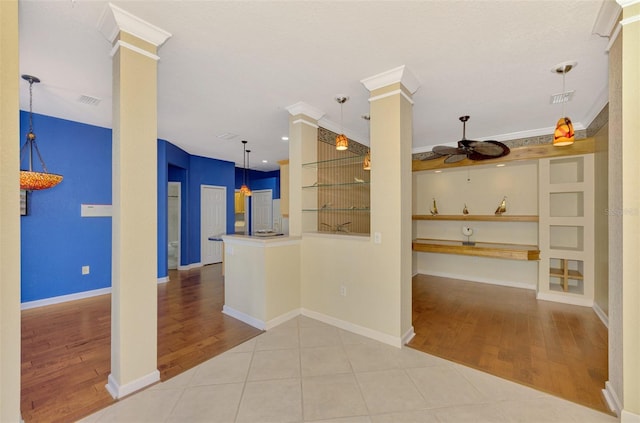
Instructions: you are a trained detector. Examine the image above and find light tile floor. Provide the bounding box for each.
[79,316,617,422]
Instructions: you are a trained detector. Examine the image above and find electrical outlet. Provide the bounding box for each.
[374,232,382,244]
[82,265,90,275]
[340,285,347,297]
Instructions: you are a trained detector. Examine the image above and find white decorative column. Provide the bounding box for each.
[616,1,640,421]
[0,1,22,420]
[98,4,171,399]
[285,102,325,236]
[361,66,420,344]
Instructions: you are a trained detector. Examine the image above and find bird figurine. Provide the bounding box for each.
[463,204,469,215]
[430,198,439,216]
[495,196,507,215]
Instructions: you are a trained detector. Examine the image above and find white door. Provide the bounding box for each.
[201,185,226,265]
[251,189,273,233]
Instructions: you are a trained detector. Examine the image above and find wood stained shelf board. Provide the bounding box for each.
[549,268,584,279]
[412,214,538,222]
[412,137,595,172]
[412,238,540,261]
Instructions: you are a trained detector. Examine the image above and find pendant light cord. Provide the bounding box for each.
[20,77,49,173]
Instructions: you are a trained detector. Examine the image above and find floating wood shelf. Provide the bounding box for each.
[412,214,539,222]
[412,238,540,261]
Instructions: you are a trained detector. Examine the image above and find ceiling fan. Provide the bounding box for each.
[423,116,510,163]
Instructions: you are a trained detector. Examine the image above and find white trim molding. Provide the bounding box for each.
[285,101,325,121]
[603,381,622,416]
[109,40,161,61]
[301,308,405,348]
[536,291,594,307]
[418,270,536,292]
[223,305,266,330]
[621,14,640,26]
[607,23,623,52]
[157,276,170,284]
[592,301,609,328]
[593,1,622,37]
[105,370,160,399]
[21,287,111,310]
[367,88,414,105]
[177,262,202,271]
[361,65,421,94]
[97,2,172,47]
[265,309,301,330]
[617,0,640,7]
[621,410,640,422]
[291,118,319,129]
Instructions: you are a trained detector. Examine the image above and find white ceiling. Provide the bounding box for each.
[18,0,614,171]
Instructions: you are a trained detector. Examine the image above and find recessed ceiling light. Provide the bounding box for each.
[434,170,442,173]
[262,160,268,163]
[496,164,506,167]
[281,136,289,141]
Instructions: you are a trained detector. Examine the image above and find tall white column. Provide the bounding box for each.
[98,4,171,399]
[0,1,22,420]
[361,66,420,342]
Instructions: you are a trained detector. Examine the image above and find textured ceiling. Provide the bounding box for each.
[18,0,613,171]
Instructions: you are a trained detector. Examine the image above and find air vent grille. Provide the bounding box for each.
[550,90,574,104]
[78,95,102,106]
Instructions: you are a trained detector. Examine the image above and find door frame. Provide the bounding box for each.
[168,181,181,270]
[200,184,227,265]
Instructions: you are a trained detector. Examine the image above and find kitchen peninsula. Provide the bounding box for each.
[221,234,301,330]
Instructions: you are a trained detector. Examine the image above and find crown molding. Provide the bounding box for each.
[285,101,325,121]
[97,2,171,47]
[360,65,420,94]
[593,1,622,37]
[616,0,640,7]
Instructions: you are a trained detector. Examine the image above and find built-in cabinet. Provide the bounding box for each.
[537,155,594,306]
[278,159,289,217]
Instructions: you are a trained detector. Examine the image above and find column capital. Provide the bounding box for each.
[617,0,640,8]
[285,102,325,121]
[360,65,420,94]
[97,3,171,47]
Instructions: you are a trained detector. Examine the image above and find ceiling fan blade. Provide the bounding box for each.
[444,154,467,164]
[467,140,508,157]
[433,145,464,156]
[421,152,444,160]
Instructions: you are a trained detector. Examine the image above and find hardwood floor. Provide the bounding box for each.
[408,274,611,414]
[20,264,262,423]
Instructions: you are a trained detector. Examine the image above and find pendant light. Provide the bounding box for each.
[335,96,349,151]
[552,62,576,146]
[19,75,63,190]
[240,140,251,196]
[245,148,252,197]
[362,114,371,170]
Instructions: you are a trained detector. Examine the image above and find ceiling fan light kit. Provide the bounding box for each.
[552,61,577,147]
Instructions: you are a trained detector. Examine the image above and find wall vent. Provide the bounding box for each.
[78,94,102,106]
[550,90,575,105]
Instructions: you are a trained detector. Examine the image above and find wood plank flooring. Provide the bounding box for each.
[408,274,611,414]
[20,264,262,423]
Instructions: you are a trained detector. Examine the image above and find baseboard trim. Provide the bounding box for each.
[301,308,404,348]
[402,326,416,345]
[536,291,594,307]
[222,305,265,330]
[178,262,202,271]
[592,301,609,328]
[157,276,170,284]
[21,287,112,310]
[603,381,622,417]
[266,309,301,330]
[417,270,536,291]
[105,370,160,399]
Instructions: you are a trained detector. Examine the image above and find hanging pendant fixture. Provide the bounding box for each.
[362,114,371,170]
[245,148,252,197]
[552,62,576,147]
[335,96,349,151]
[240,140,252,196]
[19,75,63,190]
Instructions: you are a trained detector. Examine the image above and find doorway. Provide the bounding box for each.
[251,189,273,233]
[201,185,226,265]
[168,182,181,270]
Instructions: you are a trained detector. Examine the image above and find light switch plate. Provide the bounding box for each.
[374,232,382,244]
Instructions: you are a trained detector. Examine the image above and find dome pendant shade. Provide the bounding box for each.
[553,117,575,146]
[19,74,63,190]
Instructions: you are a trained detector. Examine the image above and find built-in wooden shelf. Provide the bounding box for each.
[412,214,539,222]
[549,268,583,279]
[412,238,540,261]
[412,137,595,172]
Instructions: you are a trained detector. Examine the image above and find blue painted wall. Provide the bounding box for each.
[20,112,112,303]
[21,114,281,301]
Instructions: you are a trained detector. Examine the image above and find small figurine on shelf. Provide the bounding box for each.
[463,203,469,215]
[430,198,439,215]
[495,196,507,215]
